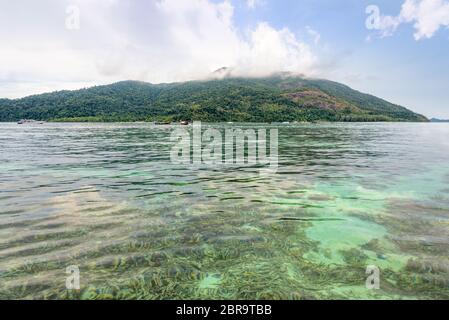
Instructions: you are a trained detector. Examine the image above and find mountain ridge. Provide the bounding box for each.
[0,76,428,122]
[430,118,449,122]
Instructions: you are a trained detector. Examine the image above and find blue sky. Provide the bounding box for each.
[0,0,448,118]
[232,0,449,118]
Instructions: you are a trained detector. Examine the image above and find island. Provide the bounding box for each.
[430,118,449,122]
[0,75,428,123]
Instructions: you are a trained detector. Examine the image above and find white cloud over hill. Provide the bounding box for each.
[0,0,317,98]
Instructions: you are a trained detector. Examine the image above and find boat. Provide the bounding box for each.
[180,121,189,125]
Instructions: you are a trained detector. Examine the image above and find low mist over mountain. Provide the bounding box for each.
[0,76,428,122]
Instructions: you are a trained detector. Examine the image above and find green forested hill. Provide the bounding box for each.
[0,76,428,122]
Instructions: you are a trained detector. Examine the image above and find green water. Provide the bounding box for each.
[0,122,448,299]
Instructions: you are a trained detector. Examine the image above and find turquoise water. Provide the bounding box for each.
[0,122,448,299]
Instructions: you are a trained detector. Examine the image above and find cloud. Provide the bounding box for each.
[246,0,263,9]
[306,26,321,45]
[0,0,316,98]
[372,0,449,40]
[402,0,449,40]
[221,22,317,78]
